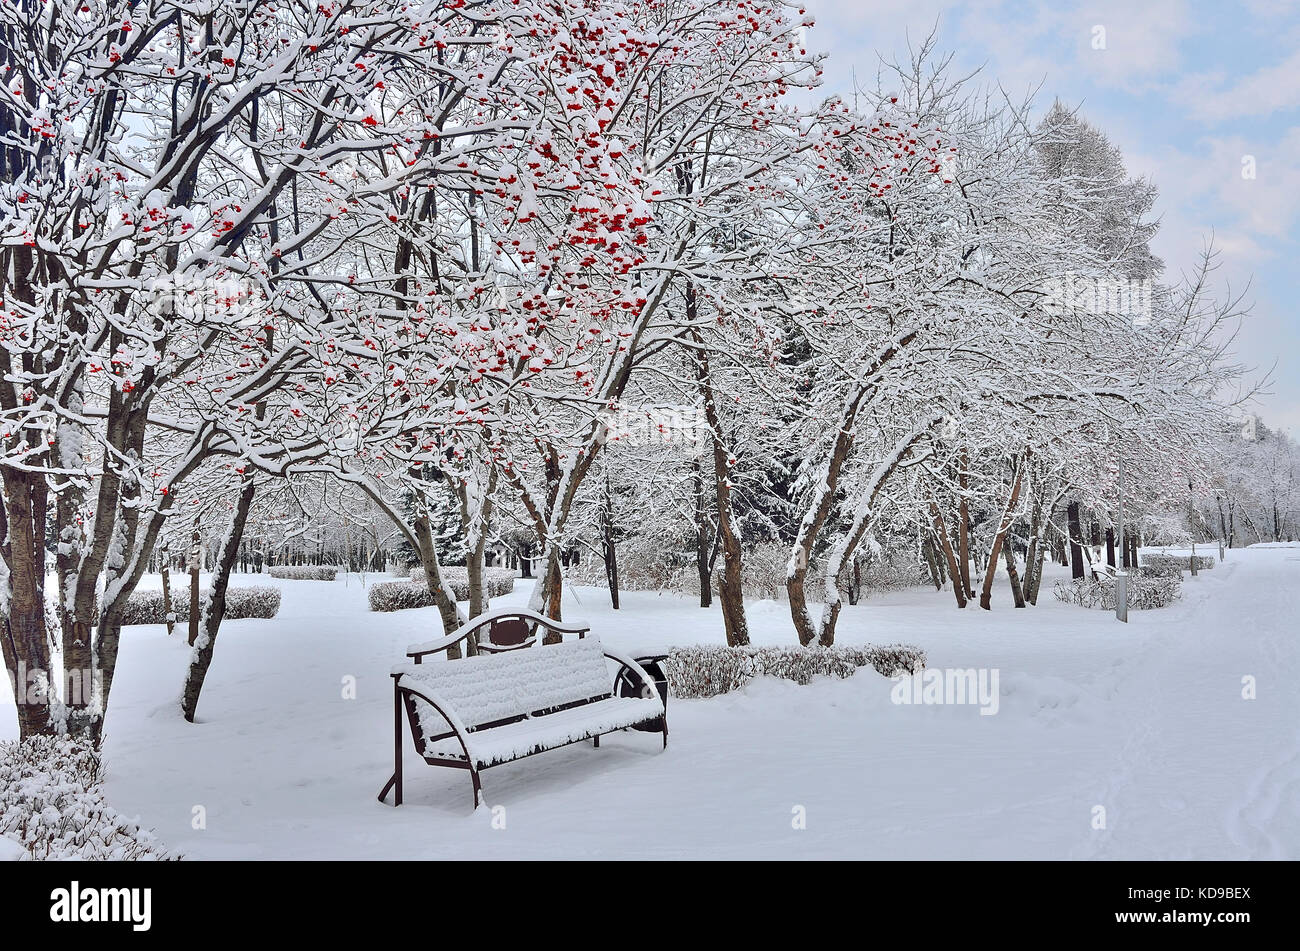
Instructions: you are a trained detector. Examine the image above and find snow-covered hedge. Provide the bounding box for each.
[1052,575,1181,610]
[1140,554,1214,574]
[1136,562,1182,579]
[663,644,927,699]
[118,586,282,625]
[409,566,516,599]
[0,736,173,860]
[268,565,338,581]
[218,586,282,620]
[368,581,437,613]
[369,568,516,611]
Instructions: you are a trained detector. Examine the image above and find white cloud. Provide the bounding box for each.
[1062,0,1197,91]
[1174,47,1300,121]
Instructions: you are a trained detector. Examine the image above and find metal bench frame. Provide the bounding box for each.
[379,614,666,809]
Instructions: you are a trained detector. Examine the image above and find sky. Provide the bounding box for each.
[800,0,1300,434]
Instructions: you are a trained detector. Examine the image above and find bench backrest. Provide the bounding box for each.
[489,616,532,647]
[398,636,612,739]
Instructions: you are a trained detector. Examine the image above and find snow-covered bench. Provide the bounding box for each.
[377,635,667,809]
[1081,544,1119,582]
[405,608,591,660]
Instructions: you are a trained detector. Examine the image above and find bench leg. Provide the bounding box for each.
[661,719,669,749]
[470,766,482,809]
[379,684,404,806]
[593,734,600,748]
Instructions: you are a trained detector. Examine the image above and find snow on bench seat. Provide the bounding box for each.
[421,695,665,767]
[395,636,618,728]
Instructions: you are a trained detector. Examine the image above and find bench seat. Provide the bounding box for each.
[421,695,665,767]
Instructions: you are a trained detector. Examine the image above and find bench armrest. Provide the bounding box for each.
[394,675,476,752]
[602,646,664,707]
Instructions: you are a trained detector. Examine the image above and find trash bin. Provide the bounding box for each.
[616,653,668,733]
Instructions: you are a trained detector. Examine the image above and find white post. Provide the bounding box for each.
[1116,450,1128,623]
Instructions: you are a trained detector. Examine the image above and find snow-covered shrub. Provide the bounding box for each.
[1137,562,1182,579]
[564,554,690,594]
[118,586,281,625]
[371,569,516,611]
[408,566,516,599]
[836,644,930,677]
[268,565,338,581]
[219,587,283,620]
[368,580,436,613]
[1129,576,1184,609]
[0,735,173,860]
[117,589,171,626]
[664,643,927,699]
[1052,574,1181,610]
[861,560,930,592]
[738,542,931,600]
[1140,553,1214,574]
[835,550,930,598]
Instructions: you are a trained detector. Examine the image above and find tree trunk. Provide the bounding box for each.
[923,537,944,590]
[160,543,175,636]
[187,520,201,646]
[181,480,255,722]
[785,337,917,645]
[957,452,973,599]
[1021,491,1046,604]
[689,319,749,647]
[0,469,56,738]
[1067,500,1085,579]
[413,508,467,657]
[465,550,486,635]
[602,469,620,610]
[1003,540,1026,608]
[1026,540,1047,605]
[454,469,496,640]
[787,421,857,644]
[979,459,1025,611]
[815,424,936,645]
[53,451,90,723]
[929,499,967,608]
[538,544,563,637]
[693,460,712,608]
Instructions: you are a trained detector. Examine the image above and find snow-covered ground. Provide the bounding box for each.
[2,547,1297,859]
